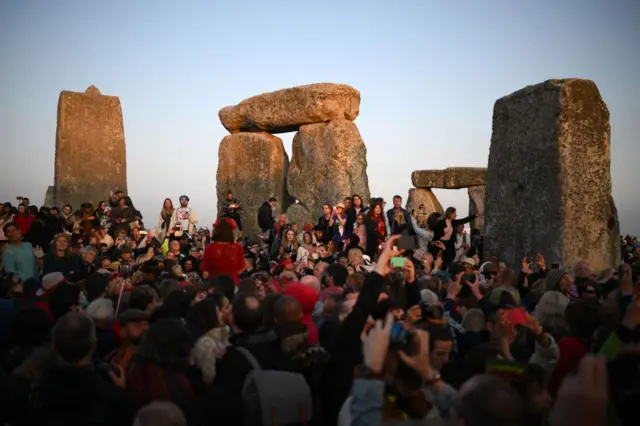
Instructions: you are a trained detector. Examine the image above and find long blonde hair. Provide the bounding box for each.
[161,198,174,219]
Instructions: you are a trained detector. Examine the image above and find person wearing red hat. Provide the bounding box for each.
[284,282,319,345]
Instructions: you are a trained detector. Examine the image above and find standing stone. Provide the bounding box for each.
[405,188,443,216]
[286,203,315,228]
[485,79,619,271]
[412,167,486,189]
[219,83,361,134]
[216,132,289,237]
[468,186,486,233]
[51,86,127,208]
[287,120,370,218]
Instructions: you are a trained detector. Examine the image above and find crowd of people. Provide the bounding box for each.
[0,189,639,426]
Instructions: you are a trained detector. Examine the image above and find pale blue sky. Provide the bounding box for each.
[1,0,638,234]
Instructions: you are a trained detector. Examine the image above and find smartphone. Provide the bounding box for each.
[390,256,407,268]
[501,308,528,326]
[397,235,416,251]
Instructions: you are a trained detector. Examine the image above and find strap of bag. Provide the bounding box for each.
[236,346,262,371]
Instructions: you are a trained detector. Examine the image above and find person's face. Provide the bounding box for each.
[279,214,287,224]
[303,233,312,244]
[100,259,111,269]
[559,274,573,293]
[184,260,193,271]
[51,208,59,216]
[393,197,402,209]
[219,297,231,324]
[318,246,328,257]
[166,251,176,260]
[5,225,20,242]
[119,198,126,207]
[373,205,382,216]
[180,198,188,207]
[339,257,348,266]
[527,382,552,417]
[314,262,328,278]
[357,214,364,225]
[336,207,344,216]
[164,199,172,209]
[55,237,69,252]
[249,244,259,254]
[581,286,597,300]
[83,250,96,264]
[123,321,149,344]
[575,262,590,278]
[121,252,132,261]
[269,201,277,208]
[256,285,266,300]
[63,206,71,216]
[286,230,294,242]
[353,196,362,207]
[18,205,26,215]
[457,224,464,233]
[430,340,453,371]
[170,241,180,252]
[99,203,106,210]
[227,193,233,200]
[132,228,140,238]
[322,205,331,216]
[344,199,352,210]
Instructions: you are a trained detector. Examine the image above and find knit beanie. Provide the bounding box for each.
[545,269,567,291]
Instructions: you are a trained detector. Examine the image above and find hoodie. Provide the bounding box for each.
[284,282,319,345]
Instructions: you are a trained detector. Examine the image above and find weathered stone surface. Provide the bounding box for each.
[219,83,360,134]
[468,186,486,233]
[412,167,487,189]
[405,188,443,216]
[52,86,127,207]
[287,120,370,217]
[484,79,619,271]
[216,132,289,236]
[285,203,314,228]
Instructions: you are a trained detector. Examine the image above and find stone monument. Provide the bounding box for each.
[484,79,620,271]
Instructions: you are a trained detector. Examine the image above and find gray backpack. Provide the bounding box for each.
[236,346,313,426]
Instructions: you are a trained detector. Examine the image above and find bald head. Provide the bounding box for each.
[301,275,320,293]
[275,295,302,325]
[451,374,523,426]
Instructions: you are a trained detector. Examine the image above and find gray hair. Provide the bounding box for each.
[86,298,115,322]
[462,309,486,332]
[134,401,186,426]
[301,275,320,293]
[533,290,569,324]
[81,245,98,255]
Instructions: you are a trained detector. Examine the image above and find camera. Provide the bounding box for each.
[418,301,445,324]
[389,322,413,352]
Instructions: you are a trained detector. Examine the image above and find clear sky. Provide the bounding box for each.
[1,0,639,234]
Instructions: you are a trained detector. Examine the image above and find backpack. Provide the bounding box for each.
[236,346,313,426]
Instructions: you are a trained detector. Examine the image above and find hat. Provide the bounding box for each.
[37,272,66,296]
[480,262,498,275]
[335,203,345,210]
[448,262,465,276]
[545,269,567,291]
[117,308,149,326]
[86,298,115,322]
[463,257,475,268]
[435,270,452,282]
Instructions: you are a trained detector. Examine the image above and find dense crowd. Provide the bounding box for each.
[0,189,639,426]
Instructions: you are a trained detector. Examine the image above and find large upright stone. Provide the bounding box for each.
[412,167,486,189]
[219,83,360,134]
[405,188,443,216]
[468,186,486,233]
[52,86,127,208]
[216,132,289,236]
[485,79,619,271]
[287,120,370,217]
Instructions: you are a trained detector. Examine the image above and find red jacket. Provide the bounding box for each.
[284,282,319,345]
[15,214,34,236]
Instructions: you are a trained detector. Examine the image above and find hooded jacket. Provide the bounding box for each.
[284,282,320,345]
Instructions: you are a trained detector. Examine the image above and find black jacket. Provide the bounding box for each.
[27,364,130,426]
[193,327,293,426]
[386,208,411,236]
[257,202,274,232]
